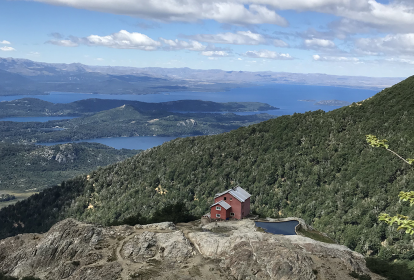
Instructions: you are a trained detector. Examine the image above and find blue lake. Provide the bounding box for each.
[1,84,378,149]
[255,221,299,235]
[0,116,78,122]
[38,136,178,150]
[0,84,377,116]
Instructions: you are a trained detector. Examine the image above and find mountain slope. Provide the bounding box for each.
[0,142,140,191]
[1,75,414,261]
[0,98,277,118]
[0,105,275,143]
[0,56,403,90]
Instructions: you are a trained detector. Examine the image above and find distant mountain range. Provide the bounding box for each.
[2,74,414,267]
[0,57,404,95]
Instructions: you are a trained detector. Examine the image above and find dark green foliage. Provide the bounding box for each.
[0,142,140,190]
[349,271,371,280]
[0,194,16,202]
[110,202,197,226]
[0,98,277,118]
[1,75,414,262]
[149,202,197,224]
[0,176,86,237]
[296,226,336,244]
[366,258,414,280]
[109,213,146,227]
[0,272,41,280]
[0,105,275,143]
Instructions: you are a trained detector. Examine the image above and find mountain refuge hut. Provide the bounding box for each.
[208,186,251,220]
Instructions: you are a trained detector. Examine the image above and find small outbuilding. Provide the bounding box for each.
[209,186,251,220]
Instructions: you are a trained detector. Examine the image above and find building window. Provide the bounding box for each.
[230,197,232,201]
[230,213,235,216]
[224,197,226,200]
[216,206,221,210]
[216,214,221,218]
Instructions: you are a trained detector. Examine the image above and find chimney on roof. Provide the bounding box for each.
[233,186,238,191]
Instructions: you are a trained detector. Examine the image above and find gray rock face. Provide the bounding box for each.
[0,218,384,280]
[121,231,192,263]
[189,219,382,280]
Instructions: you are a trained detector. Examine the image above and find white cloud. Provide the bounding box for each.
[355,33,414,55]
[96,58,104,61]
[33,0,287,26]
[32,1,414,31]
[0,46,16,51]
[26,0,414,36]
[247,0,414,31]
[84,30,161,50]
[48,39,79,47]
[190,31,267,45]
[244,49,293,59]
[0,40,11,45]
[28,51,41,56]
[313,54,360,62]
[273,39,289,48]
[201,51,230,57]
[48,30,161,50]
[160,38,206,51]
[314,53,414,66]
[385,57,414,65]
[304,38,335,48]
[46,30,237,54]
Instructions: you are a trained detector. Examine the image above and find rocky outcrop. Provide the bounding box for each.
[0,219,383,280]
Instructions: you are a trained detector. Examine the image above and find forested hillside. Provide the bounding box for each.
[0,142,139,190]
[0,106,274,143]
[0,98,276,118]
[1,75,414,262]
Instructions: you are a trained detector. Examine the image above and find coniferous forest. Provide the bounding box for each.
[1,75,414,265]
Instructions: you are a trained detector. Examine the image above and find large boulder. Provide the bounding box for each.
[0,218,384,280]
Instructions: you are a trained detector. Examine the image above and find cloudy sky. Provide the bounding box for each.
[1,0,414,77]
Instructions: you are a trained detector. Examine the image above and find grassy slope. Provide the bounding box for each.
[1,76,414,260]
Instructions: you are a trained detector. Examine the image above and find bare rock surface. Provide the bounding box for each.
[0,218,384,280]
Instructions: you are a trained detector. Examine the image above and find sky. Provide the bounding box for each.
[0,0,413,77]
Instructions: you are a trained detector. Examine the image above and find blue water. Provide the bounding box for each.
[38,136,178,150]
[1,84,378,149]
[0,84,377,116]
[255,221,299,235]
[0,116,78,122]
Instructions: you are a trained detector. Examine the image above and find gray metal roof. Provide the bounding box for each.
[210,200,231,210]
[214,186,251,203]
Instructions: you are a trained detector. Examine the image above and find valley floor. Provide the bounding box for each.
[0,190,38,209]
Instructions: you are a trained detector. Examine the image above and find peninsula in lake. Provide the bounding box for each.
[314,100,351,106]
[0,98,277,118]
[0,99,277,143]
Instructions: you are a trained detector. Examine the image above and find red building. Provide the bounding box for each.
[209,186,251,220]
